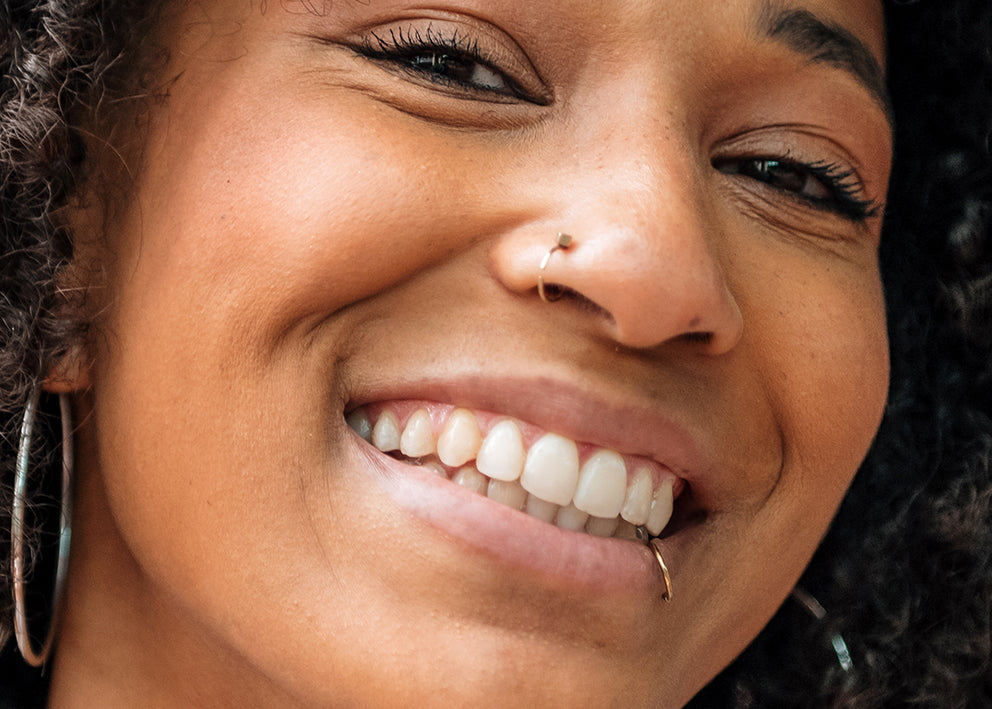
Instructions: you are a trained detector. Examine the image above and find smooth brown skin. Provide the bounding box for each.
[49,1,890,706]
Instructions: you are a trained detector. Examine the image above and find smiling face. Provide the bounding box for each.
[56,0,891,706]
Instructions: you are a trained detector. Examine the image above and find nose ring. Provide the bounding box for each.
[538,232,573,303]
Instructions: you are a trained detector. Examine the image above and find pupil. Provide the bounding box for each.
[754,160,805,194]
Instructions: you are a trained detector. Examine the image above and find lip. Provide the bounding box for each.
[358,438,686,592]
[343,374,714,590]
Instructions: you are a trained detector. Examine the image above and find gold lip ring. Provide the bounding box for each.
[649,538,674,602]
[537,232,572,303]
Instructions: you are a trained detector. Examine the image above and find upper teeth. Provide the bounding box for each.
[347,404,678,540]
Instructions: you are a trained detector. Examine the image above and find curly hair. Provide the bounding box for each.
[0,0,162,703]
[1,1,990,707]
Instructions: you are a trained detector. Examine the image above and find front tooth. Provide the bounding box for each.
[572,450,627,518]
[620,467,653,526]
[585,515,619,538]
[346,408,372,441]
[372,411,401,452]
[400,409,435,457]
[646,478,675,536]
[452,466,487,495]
[520,433,580,506]
[476,420,526,482]
[555,503,589,531]
[487,479,528,510]
[437,409,482,467]
[524,494,559,523]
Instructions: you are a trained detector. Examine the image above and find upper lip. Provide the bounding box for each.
[345,372,715,493]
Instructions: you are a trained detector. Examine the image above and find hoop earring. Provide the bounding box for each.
[10,387,73,667]
[791,587,853,673]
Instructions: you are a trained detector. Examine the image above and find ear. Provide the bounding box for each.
[43,343,91,393]
[42,204,101,395]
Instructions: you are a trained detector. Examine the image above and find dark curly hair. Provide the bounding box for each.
[1,0,163,704]
[1,1,990,707]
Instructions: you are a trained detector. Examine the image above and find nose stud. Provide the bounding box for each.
[537,232,573,303]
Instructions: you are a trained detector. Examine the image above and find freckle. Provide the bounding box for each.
[688,316,702,328]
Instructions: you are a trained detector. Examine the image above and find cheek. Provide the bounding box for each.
[77,57,523,639]
[755,256,889,503]
[109,49,518,366]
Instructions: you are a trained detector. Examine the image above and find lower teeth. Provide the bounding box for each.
[393,452,649,540]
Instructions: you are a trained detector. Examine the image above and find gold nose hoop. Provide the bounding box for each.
[537,232,573,303]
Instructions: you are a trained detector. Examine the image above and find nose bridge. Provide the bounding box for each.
[549,95,742,353]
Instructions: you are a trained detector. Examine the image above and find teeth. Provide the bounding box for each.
[452,466,488,495]
[585,515,619,538]
[620,466,653,526]
[646,478,675,536]
[475,420,526,482]
[614,520,641,541]
[437,409,483,467]
[365,404,681,540]
[520,433,579,506]
[423,461,447,477]
[371,410,402,452]
[487,478,528,510]
[346,409,373,441]
[524,494,559,523]
[572,450,627,518]
[555,503,589,531]
[400,409,435,458]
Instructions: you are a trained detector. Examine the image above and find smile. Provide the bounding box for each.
[347,401,684,541]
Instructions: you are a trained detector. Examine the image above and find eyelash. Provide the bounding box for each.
[714,156,879,222]
[357,25,537,102]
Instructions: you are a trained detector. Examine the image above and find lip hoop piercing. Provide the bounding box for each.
[635,526,673,602]
[537,232,573,303]
[649,538,674,602]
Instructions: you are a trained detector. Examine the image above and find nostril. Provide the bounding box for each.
[543,284,615,323]
[680,331,714,346]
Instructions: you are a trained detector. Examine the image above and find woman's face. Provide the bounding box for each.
[62,0,891,705]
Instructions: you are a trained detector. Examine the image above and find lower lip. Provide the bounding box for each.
[355,437,678,593]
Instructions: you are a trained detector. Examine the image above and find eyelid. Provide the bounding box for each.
[712,128,879,200]
[715,156,879,222]
[349,17,551,105]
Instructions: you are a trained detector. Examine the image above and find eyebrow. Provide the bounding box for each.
[756,2,893,129]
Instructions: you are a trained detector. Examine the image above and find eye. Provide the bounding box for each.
[402,47,510,93]
[714,157,879,222]
[357,25,541,103]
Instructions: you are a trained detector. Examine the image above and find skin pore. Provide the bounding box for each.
[51,0,891,706]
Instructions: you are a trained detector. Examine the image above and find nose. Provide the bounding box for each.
[491,114,744,355]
